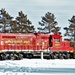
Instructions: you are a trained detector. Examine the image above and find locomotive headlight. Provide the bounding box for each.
[70,51,73,53]
[55,43,60,46]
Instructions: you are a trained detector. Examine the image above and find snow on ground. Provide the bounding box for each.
[0,59,75,68]
[0,59,75,75]
[0,72,75,75]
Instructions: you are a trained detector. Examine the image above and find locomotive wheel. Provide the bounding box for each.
[59,53,64,59]
[51,52,59,59]
[14,54,19,60]
[9,54,16,60]
[26,54,33,59]
[5,54,10,60]
[66,53,70,59]
[54,53,59,59]
[53,55,58,59]
[29,54,33,58]
[50,53,54,59]
[0,54,6,60]
[49,54,52,59]
[18,53,23,60]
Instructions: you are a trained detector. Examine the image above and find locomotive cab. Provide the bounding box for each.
[49,34,62,47]
[49,34,74,59]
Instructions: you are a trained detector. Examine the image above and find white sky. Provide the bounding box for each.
[0,0,75,35]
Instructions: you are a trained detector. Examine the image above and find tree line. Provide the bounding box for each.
[0,8,35,33]
[0,8,75,42]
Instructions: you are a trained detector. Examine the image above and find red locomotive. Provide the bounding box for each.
[0,32,74,60]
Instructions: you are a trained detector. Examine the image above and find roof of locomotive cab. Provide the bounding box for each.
[39,33,62,39]
[50,34,62,39]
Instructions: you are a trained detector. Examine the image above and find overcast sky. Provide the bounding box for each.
[0,0,75,34]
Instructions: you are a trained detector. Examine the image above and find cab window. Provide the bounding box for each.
[55,39,60,43]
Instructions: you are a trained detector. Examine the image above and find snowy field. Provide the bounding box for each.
[0,72,75,75]
[0,59,75,68]
[0,59,75,75]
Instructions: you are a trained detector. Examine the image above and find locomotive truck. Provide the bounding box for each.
[0,32,74,60]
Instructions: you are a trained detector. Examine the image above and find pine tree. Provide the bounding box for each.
[0,8,13,33]
[64,16,75,41]
[64,15,75,50]
[16,11,35,33]
[38,12,60,34]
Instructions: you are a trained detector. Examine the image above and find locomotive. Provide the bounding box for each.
[0,32,74,60]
